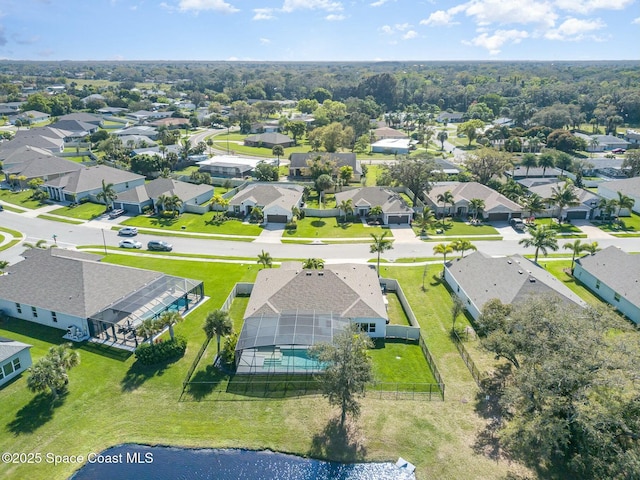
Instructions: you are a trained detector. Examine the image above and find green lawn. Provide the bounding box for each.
[210,133,312,158]
[0,226,23,252]
[533,217,583,234]
[37,214,84,225]
[0,256,524,480]
[49,202,108,220]
[122,212,263,236]
[543,260,608,306]
[0,189,44,209]
[594,212,640,233]
[418,219,499,237]
[285,216,389,238]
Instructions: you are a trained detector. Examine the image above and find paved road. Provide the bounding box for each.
[1,208,639,266]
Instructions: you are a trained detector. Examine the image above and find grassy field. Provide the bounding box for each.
[284,217,389,238]
[0,189,43,209]
[122,212,263,236]
[417,219,499,237]
[49,202,107,221]
[0,255,528,480]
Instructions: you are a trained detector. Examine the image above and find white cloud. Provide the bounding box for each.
[325,14,345,21]
[281,0,342,13]
[463,0,557,29]
[403,30,418,39]
[465,29,529,55]
[395,23,411,31]
[177,0,239,13]
[555,0,634,13]
[380,25,394,34]
[420,10,458,27]
[253,8,275,20]
[370,0,394,6]
[545,17,605,40]
[632,17,640,24]
[259,37,271,44]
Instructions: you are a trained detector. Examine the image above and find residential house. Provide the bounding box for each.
[0,338,32,388]
[598,177,640,214]
[6,129,65,154]
[0,249,204,350]
[228,184,303,223]
[436,112,464,123]
[573,246,640,324]
[425,182,523,221]
[444,252,586,321]
[148,117,190,129]
[112,177,213,214]
[373,126,408,140]
[492,117,514,127]
[235,263,388,373]
[56,113,103,127]
[4,156,83,184]
[15,110,50,124]
[118,135,158,149]
[97,107,128,116]
[371,138,412,155]
[42,165,145,203]
[335,187,414,224]
[525,181,600,220]
[81,94,106,105]
[244,133,293,149]
[575,133,630,152]
[113,126,159,141]
[197,160,253,178]
[48,119,98,140]
[432,158,460,176]
[0,145,54,169]
[249,121,280,134]
[288,152,362,181]
[506,166,562,180]
[624,129,640,145]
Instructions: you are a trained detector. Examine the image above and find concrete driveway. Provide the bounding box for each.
[388,224,422,244]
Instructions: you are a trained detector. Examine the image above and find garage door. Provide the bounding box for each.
[566,210,587,220]
[387,215,410,224]
[487,212,510,221]
[266,214,288,223]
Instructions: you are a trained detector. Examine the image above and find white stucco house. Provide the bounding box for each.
[597,177,640,215]
[0,338,32,388]
[228,184,303,224]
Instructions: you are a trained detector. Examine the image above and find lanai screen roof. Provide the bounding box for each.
[236,311,351,351]
[88,275,202,327]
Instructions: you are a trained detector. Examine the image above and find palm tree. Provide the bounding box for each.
[436,190,455,224]
[521,193,546,219]
[437,130,448,150]
[589,137,599,157]
[303,258,325,269]
[0,260,8,272]
[433,243,453,272]
[138,318,160,345]
[163,194,183,217]
[555,152,573,177]
[616,191,635,218]
[155,193,170,214]
[368,205,383,223]
[521,153,537,178]
[179,137,192,162]
[451,239,477,258]
[96,179,117,211]
[257,249,273,269]
[203,309,233,356]
[549,183,580,222]
[519,226,558,263]
[468,198,485,221]
[582,241,600,256]
[338,199,354,222]
[598,198,617,224]
[272,145,284,168]
[563,239,588,271]
[27,343,80,402]
[250,206,264,223]
[158,311,183,341]
[314,174,334,206]
[369,231,393,277]
[414,206,436,235]
[538,153,555,177]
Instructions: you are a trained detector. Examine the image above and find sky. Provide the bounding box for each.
[0,0,639,62]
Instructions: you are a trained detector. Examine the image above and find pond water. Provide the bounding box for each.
[70,444,416,480]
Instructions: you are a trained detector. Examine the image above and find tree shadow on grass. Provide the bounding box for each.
[7,391,68,435]
[186,364,230,401]
[429,273,444,287]
[308,416,367,462]
[120,356,180,392]
[311,220,326,228]
[148,216,179,228]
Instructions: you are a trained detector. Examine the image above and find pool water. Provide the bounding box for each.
[262,348,326,371]
[70,445,416,480]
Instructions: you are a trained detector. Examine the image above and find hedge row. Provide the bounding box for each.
[134,336,187,365]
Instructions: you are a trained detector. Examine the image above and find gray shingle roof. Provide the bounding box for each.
[144,178,212,201]
[4,156,83,179]
[599,177,640,198]
[0,338,32,363]
[289,152,360,174]
[45,165,144,194]
[526,181,597,207]
[335,187,413,215]
[446,251,586,310]
[575,246,640,306]
[229,184,303,210]
[244,132,292,145]
[57,113,103,125]
[427,182,522,213]
[49,119,96,134]
[0,249,163,318]
[245,264,388,321]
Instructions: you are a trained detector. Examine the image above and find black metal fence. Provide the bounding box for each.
[182,336,211,393]
[452,330,483,387]
[418,334,446,400]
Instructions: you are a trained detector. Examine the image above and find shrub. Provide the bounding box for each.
[134,335,187,365]
[210,212,227,226]
[285,220,297,231]
[220,332,238,367]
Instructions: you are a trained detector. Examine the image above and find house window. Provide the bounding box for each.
[0,368,3,380]
[12,358,21,371]
[31,306,38,318]
[3,361,14,377]
[614,293,621,302]
[51,311,58,323]
[15,303,22,314]
[595,280,600,289]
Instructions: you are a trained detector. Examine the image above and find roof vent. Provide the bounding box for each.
[507,260,512,264]
[518,270,523,274]
[529,277,536,283]
[318,272,324,276]
[305,272,312,276]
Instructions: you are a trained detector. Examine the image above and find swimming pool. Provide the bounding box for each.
[70,445,416,480]
[236,347,327,374]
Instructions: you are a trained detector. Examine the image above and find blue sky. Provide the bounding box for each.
[1,0,639,61]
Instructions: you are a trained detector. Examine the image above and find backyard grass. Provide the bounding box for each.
[0,256,529,480]
[543,260,607,306]
[0,189,43,209]
[533,217,583,234]
[594,212,640,233]
[122,212,263,236]
[210,132,311,158]
[284,216,390,238]
[49,202,107,220]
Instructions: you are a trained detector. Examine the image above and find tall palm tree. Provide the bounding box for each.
[369,231,393,277]
[164,194,183,217]
[96,179,117,211]
[589,137,599,157]
[303,258,325,269]
[468,198,485,221]
[616,191,635,218]
[155,193,170,213]
[451,239,477,258]
[582,241,600,256]
[598,198,617,224]
[179,137,192,162]
[203,309,233,356]
[433,243,453,272]
[257,249,273,269]
[519,226,558,263]
[138,318,160,345]
[158,311,183,341]
[437,130,448,150]
[549,183,580,222]
[538,152,555,177]
[272,145,284,168]
[563,239,588,271]
[436,190,455,224]
[521,153,537,178]
[338,199,354,222]
[521,193,546,219]
[555,152,573,177]
[414,206,436,235]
